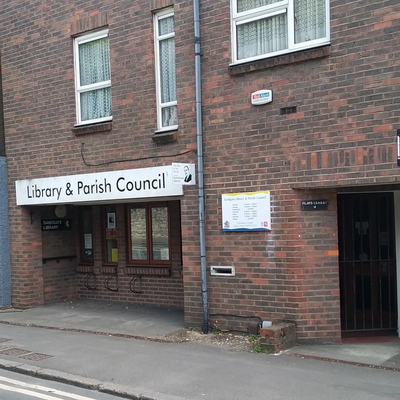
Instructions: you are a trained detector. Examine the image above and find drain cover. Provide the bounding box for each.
[19,352,53,361]
[0,348,31,357]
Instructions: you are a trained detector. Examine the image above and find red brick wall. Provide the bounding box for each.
[2,0,399,342]
[194,0,399,342]
[9,207,44,308]
[43,260,77,304]
[42,205,77,303]
[2,1,194,310]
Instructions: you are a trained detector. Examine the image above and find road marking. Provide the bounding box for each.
[0,375,97,400]
[0,383,63,400]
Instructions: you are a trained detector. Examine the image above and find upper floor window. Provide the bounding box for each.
[154,10,178,131]
[231,0,330,64]
[74,30,112,125]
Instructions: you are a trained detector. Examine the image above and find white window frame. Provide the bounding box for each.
[230,0,330,65]
[73,29,112,126]
[154,9,178,132]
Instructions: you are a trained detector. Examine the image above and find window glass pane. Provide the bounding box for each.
[130,209,148,260]
[162,105,177,127]
[106,239,118,262]
[82,209,93,260]
[158,15,174,36]
[237,13,287,60]
[151,207,169,261]
[105,208,117,263]
[159,37,176,104]
[83,210,92,232]
[237,0,281,13]
[294,0,326,43]
[80,87,112,121]
[79,37,110,86]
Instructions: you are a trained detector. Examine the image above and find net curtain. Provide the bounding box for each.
[79,37,112,121]
[159,16,177,127]
[236,0,326,60]
[294,0,326,43]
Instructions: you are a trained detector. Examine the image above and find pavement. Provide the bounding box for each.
[0,300,399,399]
[287,341,400,370]
[0,300,185,339]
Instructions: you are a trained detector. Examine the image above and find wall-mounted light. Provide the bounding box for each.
[54,205,67,218]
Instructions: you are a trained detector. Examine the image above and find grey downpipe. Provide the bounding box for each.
[0,53,11,307]
[193,0,208,334]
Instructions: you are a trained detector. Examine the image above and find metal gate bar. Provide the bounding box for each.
[339,193,397,332]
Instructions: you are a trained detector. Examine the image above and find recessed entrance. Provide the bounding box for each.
[338,193,398,332]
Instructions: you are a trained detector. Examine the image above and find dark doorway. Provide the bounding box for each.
[338,193,397,331]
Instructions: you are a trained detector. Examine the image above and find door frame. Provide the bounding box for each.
[338,191,399,335]
[393,191,400,338]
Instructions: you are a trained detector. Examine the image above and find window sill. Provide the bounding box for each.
[126,266,172,276]
[229,45,331,76]
[152,128,178,145]
[73,121,113,136]
[101,263,118,269]
[101,266,118,274]
[77,262,94,267]
[76,265,94,273]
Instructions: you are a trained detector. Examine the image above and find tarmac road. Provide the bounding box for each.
[0,323,399,400]
[0,369,126,400]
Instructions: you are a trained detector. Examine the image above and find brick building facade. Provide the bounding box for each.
[1,0,399,342]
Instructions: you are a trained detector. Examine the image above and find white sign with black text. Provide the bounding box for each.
[172,163,196,185]
[15,165,183,206]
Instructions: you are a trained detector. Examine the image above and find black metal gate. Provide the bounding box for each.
[338,193,397,331]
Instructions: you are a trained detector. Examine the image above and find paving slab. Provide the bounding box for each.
[1,299,400,374]
[0,299,184,339]
[287,341,400,369]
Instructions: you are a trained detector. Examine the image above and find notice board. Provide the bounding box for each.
[221,191,271,232]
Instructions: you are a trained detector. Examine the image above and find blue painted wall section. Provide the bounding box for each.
[0,156,11,307]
